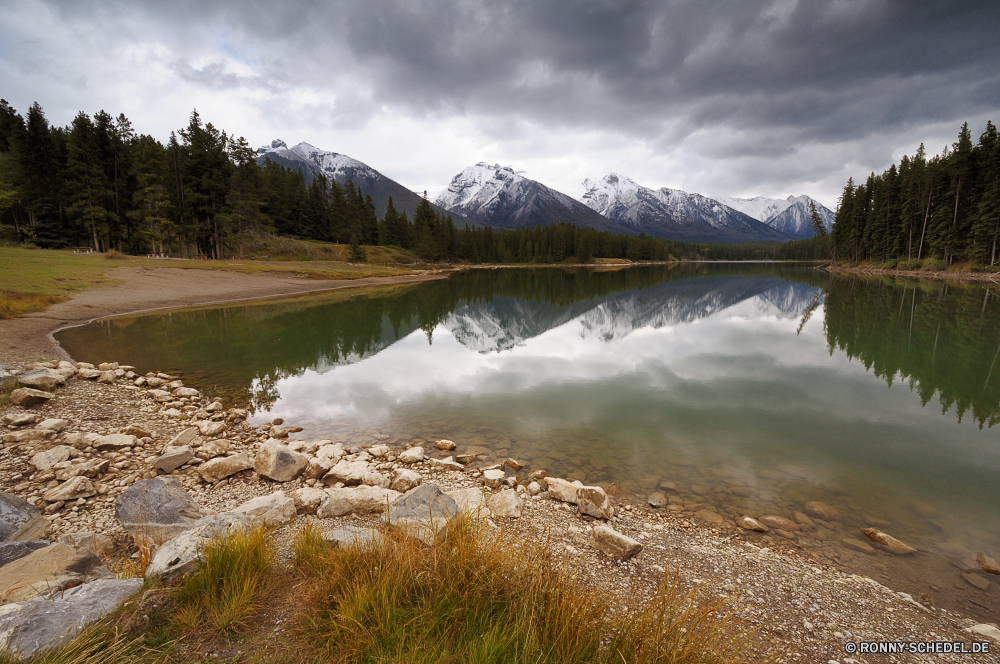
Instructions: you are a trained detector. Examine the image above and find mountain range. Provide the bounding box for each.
[256,140,465,223]
[258,139,835,243]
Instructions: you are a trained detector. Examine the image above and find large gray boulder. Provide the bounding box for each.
[0,493,49,542]
[385,485,459,545]
[114,477,208,548]
[145,513,251,582]
[255,440,308,482]
[0,541,49,569]
[0,578,143,658]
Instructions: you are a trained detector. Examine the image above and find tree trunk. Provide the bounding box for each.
[917,190,932,259]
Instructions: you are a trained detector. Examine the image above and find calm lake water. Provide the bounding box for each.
[57,264,1000,616]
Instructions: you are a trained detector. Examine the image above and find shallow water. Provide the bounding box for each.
[57,264,1000,616]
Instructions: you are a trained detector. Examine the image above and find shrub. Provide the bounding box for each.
[172,526,273,634]
[104,249,128,260]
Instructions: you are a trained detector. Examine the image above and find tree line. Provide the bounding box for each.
[0,100,838,263]
[831,121,1000,267]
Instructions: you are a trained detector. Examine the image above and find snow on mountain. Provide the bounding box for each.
[258,139,380,181]
[579,174,791,244]
[435,163,625,233]
[716,194,835,239]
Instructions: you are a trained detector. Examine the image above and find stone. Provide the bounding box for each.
[287,440,321,455]
[168,427,199,447]
[368,444,390,458]
[730,486,757,497]
[197,421,226,438]
[977,552,1000,575]
[30,446,72,472]
[455,453,480,464]
[486,489,523,518]
[391,468,422,493]
[482,468,505,489]
[119,424,152,438]
[963,573,991,591]
[759,515,801,531]
[35,418,70,433]
[546,477,578,503]
[318,486,401,518]
[254,440,309,482]
[56,531,115,557]
[55,458,108,481]
[77,368,101,380]
[398,446,425,463]
[793,511,815,527]
[647,492,668,508]
[965,624,1000,643]
[0,493,49,542]
[324,526,380,548]
[42,476,95,503]
[429,457,465,471]
[0,541,49,569]
[434,439,457,451]
[694,509,724,524]
[199,453,253,483]
[737,516,769,532]
[576,485,613,519]
[146,513,251,582]
[305,457,335,480]
[115,477,208,548]
[173,387,199,398]
[162,408,185,419]
[92,433,137,451]
[229,492,296,528]
[528,469,549,481]
[385,485,459,545]
[194,437,229,460]
[153,446,195,473]
[591,525,643,560]
[363,468,391,489]
[1,413,38,427]
[445,487,488,516]
[8,388,55,407]
[289,487,328,515]
[860,527,916,554]
[57,360,76,373]
[841,538,876,555]
[804,501,842,522]
[324,458,369,486]
[504,458,525,471]
[16,369,65,391]
[0,578,143,658]
[97,370,115,383]
[1,429,54,444]
[0,543,110,603]
[205,401,223,412]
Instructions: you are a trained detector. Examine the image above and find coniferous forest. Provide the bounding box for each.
[831,121,1000,267]
[2,100,995,267]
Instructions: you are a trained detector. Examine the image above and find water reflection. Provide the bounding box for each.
[56,266,1000,618]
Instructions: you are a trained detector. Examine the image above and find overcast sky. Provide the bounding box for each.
[2,0,998,208]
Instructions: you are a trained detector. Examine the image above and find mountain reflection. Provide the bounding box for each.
[55,266,1000,426]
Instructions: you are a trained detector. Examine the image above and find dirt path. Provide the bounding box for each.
[0,266,451,366]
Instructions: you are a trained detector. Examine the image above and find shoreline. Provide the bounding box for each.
[824,264,1000,283]
[2,363,999,661]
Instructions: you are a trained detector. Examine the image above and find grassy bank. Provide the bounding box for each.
[5,521,766,664]
[0,241,425,320]
[825,257,1000,282]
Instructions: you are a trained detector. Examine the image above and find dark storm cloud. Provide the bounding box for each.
[13,0,1000,201]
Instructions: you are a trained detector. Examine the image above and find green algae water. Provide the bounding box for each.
[56,264,1000,616]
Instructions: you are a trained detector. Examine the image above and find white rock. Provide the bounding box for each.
[591,525,643,561]
[486,489,523,518]
[398,447,425,463]
[145,513,251,582]
[324,459,368,486]
[369,444,390,458]
[199,454,252,483]
[390,468,422,493]
[545,478,578,504]
[30,446,72,472]
[254,440,309,482]
[92,434,136,451]
[289,487,328,515]
[168,427,199,447]
[445,487,488,517]
[229,492,296,528]
[317,486,401,518]
[482,469,505,488]
[576,485,612,519]
[966,624,1000,643]
[430,457,464,471]
[36,419,70,433]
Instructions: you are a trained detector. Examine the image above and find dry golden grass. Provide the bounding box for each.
[0,625,163,664]
[172,526,274,635]
[291,519,765,664]
[0,291,68,319]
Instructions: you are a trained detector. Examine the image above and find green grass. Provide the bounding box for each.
[292,519,762,664]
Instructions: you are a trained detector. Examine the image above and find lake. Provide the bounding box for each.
[56,264,1000,617]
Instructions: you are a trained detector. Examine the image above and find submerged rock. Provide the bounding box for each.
[860,527,917,554]
[737,516,769,532]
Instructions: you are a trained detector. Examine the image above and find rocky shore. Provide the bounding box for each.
[1,360,999,662]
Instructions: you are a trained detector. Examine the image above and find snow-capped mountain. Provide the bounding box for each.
[444,276,821,353]
[716,195,835,239]
[257,140,464,223]
[435,163,624,233]
[580,174,791,243]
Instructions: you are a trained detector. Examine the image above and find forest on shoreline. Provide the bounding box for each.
[2,101,993,268]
